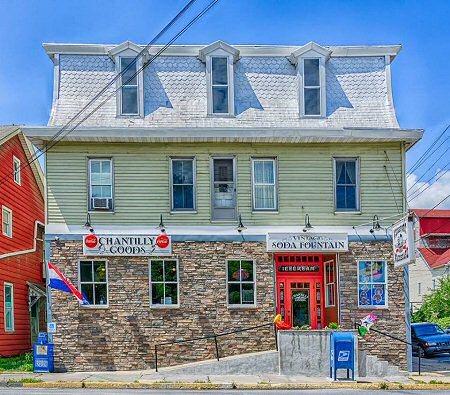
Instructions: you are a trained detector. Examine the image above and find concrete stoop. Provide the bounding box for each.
[159,350,279,375]
[358,350,408,378]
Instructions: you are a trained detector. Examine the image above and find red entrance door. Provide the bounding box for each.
[275,254,324,329]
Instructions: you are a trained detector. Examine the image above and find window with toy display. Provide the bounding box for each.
[357,260,387,308]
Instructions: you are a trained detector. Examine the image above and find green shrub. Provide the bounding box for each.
[0,353,34,372]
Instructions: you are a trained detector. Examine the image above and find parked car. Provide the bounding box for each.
[411,323,450,357]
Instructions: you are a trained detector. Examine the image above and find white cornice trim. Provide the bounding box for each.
[289,42,332,64]
[23,126,423,149]
[198,40,240,63]
[42,43,402,62]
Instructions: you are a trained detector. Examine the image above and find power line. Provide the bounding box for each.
[407,123,450,174]
[413,193,450,242]
[408,165,450,202]
[0,0,221,187]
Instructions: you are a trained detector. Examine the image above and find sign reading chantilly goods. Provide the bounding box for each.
[83,234,172,257]
[266,233,348,253]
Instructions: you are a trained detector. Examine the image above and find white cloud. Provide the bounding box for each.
[407,170,450,209]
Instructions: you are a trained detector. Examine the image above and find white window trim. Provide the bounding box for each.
[333,157,360,213]
[206,55,235,116]
[149,259,180,308]
[78,260,109,309]
[13,156,21,185]
[324,259,336,307]
[114,50,144,118]
[88,157,114,212]
[2,206,12,238]
[251,158,278,212]
[298,56,327,118]
[169,157,197,212]
[226,259,257,308]
[357,260,389,309]
[4,282,14,332]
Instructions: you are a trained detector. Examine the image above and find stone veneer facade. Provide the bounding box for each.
[49,239,407,371]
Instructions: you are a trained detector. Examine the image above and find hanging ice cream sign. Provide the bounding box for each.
[266,233,348,252]
[83,234,172,256]
[392,217,414,267]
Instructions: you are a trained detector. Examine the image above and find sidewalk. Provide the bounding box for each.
[1,370,450,390]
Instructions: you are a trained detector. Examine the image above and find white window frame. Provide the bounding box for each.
[298,56,326,118]
[2,206,12,238]
[357,260,388,309]
[251,158,278,211]
[324,259,336,307]
[119,56,139,116]
[226,259,257,308]
[333,157,360,213]
[78,260,109,308]
[88,158,114,212]
[4,282,14,332]
[149,259,180,308]
[170,157,197,212]
[13,156,21,185]
[206,55,235,116]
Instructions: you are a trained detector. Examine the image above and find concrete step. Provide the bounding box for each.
[158,350,279,375]
[361,353,408,378]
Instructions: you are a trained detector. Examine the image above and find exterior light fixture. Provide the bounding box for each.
[236,214,247,233]
[370,215,382,233]
[84,213,94,233]
[158,214,166,233]
[303,214,313,232]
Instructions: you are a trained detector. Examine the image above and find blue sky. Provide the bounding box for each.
[1,0,449,207]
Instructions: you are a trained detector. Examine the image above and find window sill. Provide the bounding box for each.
[88,210,115,215]
[150,304,180,309]
[357,305,389,310]
[334,211,361,215]
[116,114,144,119]
[300,115,325,119]
[227,305,257,310]
[5,330,15,333]
[252,210,279,215]
[2,233,12,238]
[170,210,197,215]
[80,305,109,309]
[207,113,236,118]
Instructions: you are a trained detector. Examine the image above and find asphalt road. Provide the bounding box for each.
[0,390,450,395]
[413,353,450,376]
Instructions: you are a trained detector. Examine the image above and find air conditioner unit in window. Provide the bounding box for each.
[92,198,112,210]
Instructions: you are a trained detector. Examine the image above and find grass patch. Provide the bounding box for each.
[0,353,33,372]
[7,378,42,384]
[429,380,444,384]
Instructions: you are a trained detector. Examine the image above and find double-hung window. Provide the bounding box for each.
[89,159,113,211]
[2,206,12,238]
[324,260,336,307]
[170,158,196,211]
[358,260,388,308]
[150,259,179,307]
[13,156,21,185]
[334,158,359,212]
[227,260,256,306]
[120,57,139,115]
[211,57,230,114]
[303,58,321,116]
[4,283,14,332]
[252,158,277,211]
[79,260,108,306]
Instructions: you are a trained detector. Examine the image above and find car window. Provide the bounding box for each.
[413,324,445,336]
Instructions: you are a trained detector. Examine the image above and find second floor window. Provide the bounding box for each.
[303,58,321,116]
[89,159,113,211]
[120,57,138,115]
[171,158,195,211]
[211,57,229,114]
[252,158,277,211]
[334,158,359,212]
[2,206,12,237]
[13,156,21,185]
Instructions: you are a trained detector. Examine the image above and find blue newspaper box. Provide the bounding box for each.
[33,332,54,373]
[330,331,355,381]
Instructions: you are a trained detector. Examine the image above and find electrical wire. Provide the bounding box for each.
[408,165,450,202]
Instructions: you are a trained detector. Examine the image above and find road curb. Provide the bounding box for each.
[21,381,450,390]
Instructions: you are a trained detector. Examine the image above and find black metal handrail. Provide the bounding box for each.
[154,322,277,372]
[354,322,422,375]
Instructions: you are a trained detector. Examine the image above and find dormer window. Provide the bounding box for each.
[211,57,229,114]
[199,41,239,116]
[290,42,331,118]
[108,41,145,117]
[120,57,139,115]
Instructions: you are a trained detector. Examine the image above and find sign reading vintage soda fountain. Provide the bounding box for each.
[82,234,172,256]
[266,233,348,252]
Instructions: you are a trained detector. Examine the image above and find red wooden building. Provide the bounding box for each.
[0,126,45,356]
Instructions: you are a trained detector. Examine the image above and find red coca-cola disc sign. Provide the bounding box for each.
[84,234,99,248]
[156,234,170,249]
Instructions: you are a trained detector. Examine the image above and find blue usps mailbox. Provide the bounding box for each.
[330,331,355,381]
[33,332,54,373]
